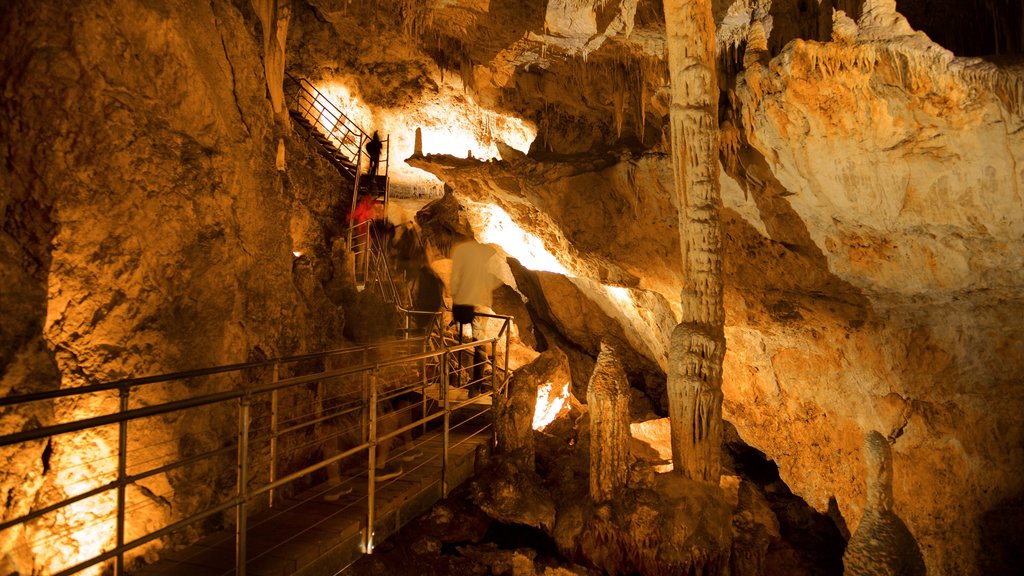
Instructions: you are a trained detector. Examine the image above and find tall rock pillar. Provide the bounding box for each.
[663,0,725,482]
[587,341,631,502]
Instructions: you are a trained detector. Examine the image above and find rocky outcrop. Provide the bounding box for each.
[726,5,1024,573]
[404,4,1024,572]
[494,347,570,459]
[1,0,348,571]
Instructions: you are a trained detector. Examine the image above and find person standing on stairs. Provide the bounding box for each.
[449,237,501,396]
[366,131,383,177]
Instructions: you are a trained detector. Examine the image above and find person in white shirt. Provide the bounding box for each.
[448,238,501,395]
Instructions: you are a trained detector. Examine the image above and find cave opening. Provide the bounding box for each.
[897,0,1024,58]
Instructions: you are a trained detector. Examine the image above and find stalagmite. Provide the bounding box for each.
[844,431,926,575]
[662,0,725,483]
[587,340,631,502]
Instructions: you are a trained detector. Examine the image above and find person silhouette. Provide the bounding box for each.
[366,131,382,176]
[449,238,501,395]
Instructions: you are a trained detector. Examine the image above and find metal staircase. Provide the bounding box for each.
[283,72,391,216]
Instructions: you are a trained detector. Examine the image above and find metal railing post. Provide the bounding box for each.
[442,351,451,497]
[491,339,499,448]
[366,370,378,554]
[421,341,429,436]
[383,138,390,215]
[236,397,251,576]
[115,386,129,575]
[361,350,369,444]
[269,363,280,508]
[490,339,498,396]
[504,319,511,399]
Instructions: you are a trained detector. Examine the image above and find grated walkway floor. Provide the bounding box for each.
[134,407,493,576]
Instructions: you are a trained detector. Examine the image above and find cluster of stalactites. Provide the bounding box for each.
[739,2,1024,123]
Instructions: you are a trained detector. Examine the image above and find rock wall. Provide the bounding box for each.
[403,5,1024,572]
[1,0,347,571]
[726,9,1024,573]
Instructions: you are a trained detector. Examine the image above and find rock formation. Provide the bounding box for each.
[587,340,631,502]
[494,347,570,460]
[664,0,727,484]
[843,430,926,576]
[3,0,1024,574]
[1,0,348,571]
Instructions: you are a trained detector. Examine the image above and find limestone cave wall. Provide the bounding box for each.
[1,0,349,571]
[370,1,1024,574]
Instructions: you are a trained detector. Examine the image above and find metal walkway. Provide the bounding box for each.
[0,314,512,576]
[135,404,491,576]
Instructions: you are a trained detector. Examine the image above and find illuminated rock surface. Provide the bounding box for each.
[3,0,1024,575]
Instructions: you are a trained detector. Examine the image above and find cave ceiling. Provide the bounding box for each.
[291,0,1021,156]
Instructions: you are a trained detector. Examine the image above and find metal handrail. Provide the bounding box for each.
[283,72,389,176]
[0,339,410,408]
[348,215,411,309]
[0,315,512,576]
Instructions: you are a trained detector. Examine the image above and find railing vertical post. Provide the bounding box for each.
[348,134,365,248]
[269,363,280,508]
[366,370,379,554]
[115,386,129,576]
[347,155,363,251]
[236,397,251,576]
[490,339,498,396]
[361,350,369,444]
[421,340,428,436]
[442,351,451,497]
[491,338,499,448]
[504,319,511,399]
[362,226,371,285]
[383,138,390,215]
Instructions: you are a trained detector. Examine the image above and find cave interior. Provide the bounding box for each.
[1,1,1023,575]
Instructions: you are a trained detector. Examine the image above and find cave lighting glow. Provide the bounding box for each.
[315,79,536,195]
[473,203,569,274]
[29,431,119,576]
[532,380,571,430]
[595,283,669,368]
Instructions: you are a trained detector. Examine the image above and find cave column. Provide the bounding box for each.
[663,0,725,483]
[587,341,631,502]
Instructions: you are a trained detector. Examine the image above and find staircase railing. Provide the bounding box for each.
[283,72,390,183]
[348,212,410,308]
[0,316,512,576]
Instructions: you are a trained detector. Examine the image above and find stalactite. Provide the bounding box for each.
[587,340,631,503]
[613,89,625,139]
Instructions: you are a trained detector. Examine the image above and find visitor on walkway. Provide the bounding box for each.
[449,237,501,395]
[366,131,382,176]
[349,193,376,236]
[413,265,444,330]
